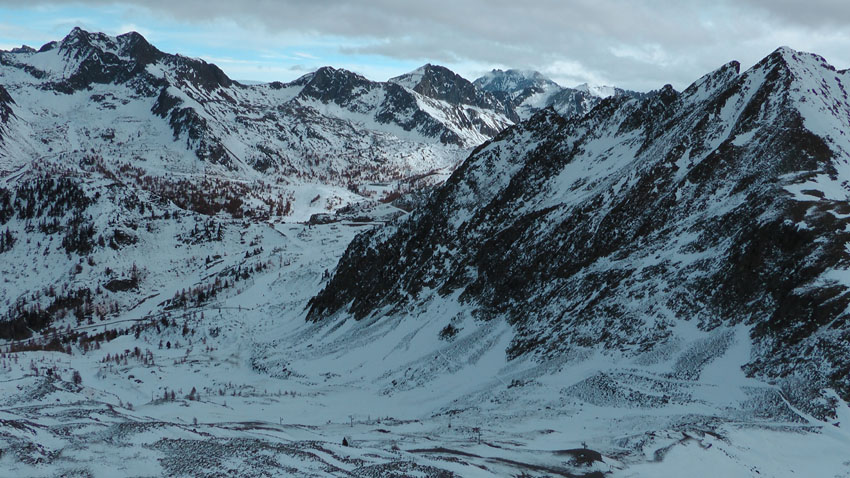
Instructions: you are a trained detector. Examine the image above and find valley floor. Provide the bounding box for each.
[1,216,849,477]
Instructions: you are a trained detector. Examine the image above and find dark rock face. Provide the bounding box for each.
[151,87,230,166]
[0,27,232,161]
[294,68,467,143]
[0,85,14,146]
[51,28,160,93]
[393,64,519,122]
[1,27,221,97]
[0,84,14,124]
[376,83,462,144]
[116,31,163,66]
[308,48,850,417]
[402,64,501,109]
[297,67,375,105]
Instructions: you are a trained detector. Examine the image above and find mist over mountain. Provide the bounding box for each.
[473,68,647,121]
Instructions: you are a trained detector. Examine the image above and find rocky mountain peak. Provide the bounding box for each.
[0,27,514,174]
[8,45,36,54]
[116,31,163,65]
[391,63,503,111]
[682,60,741,99]
[296,66,374,104]
[307,47,850,418]
[59,26,118,57]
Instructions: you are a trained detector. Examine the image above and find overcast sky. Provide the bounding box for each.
[1,1,850,91]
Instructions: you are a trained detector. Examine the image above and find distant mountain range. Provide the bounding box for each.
[0,27,646,191]
[0,27,513,189]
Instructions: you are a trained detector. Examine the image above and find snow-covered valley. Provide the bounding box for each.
[3,208,849,477]
[1,27,850,478]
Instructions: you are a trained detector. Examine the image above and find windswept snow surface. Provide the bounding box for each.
[575,83,619,98]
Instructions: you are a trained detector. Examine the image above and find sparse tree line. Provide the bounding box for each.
[102,346,155,366]
[1,287,95,340]
[0,175,92,223]
[0,173,99,255]
[164,259,271,310]
[105,158,294,219]
[178,217,224,245]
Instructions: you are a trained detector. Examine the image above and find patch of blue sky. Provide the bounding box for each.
[0,4,429,83]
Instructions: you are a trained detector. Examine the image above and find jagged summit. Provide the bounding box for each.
[294,66,374,103]
[0,26,231,93]
[388,63,432,90]
[473,67,648,120]
[7,45,36,54]
[390,63,509,115]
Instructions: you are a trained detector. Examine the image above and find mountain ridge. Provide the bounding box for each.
[307,46,850,418]
[0,27,516,188]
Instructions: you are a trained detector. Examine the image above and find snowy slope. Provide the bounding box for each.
[311,47,850,423]
[574,82,637,98]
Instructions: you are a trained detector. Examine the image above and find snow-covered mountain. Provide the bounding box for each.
[0,26,524,348]
[474,69,560,95]
[310,47,850,421]
[0,28,513,187]
[2,33,850,476]
[574,82,637,98]
[474,68,646,120]
[389,63,517,124]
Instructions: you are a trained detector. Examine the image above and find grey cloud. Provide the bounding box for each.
[5,0,850,91]
[741,0,850,28]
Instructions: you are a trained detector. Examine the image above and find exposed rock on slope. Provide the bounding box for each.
[0,84,13,145]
